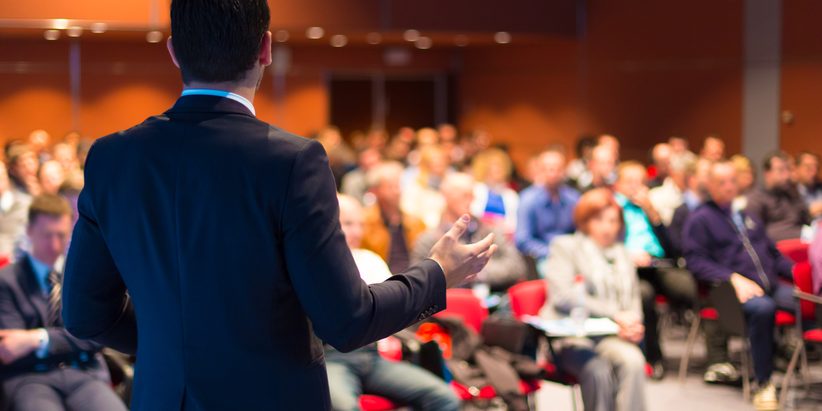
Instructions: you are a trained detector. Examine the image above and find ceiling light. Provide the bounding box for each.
[306,26,325,40]
[330,34,348,48]
[66,26,83,38]
[44,30,60,41]
[90,22,107,34]
[146,30,164,43]
[366,32,382,45]
[403,29,420,42]
[454,35,469,47]
[415,36,432,50]
[52,19,69,30]
[494,31,512,44]
[274,30,289,42]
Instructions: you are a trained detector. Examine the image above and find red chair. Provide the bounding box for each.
[508,280,582,410]
[777,238,809,264]
[780,261,821,406]
[359,395,400,411]
[434,289,542,405]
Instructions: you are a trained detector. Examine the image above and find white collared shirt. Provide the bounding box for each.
[181,88,256,116]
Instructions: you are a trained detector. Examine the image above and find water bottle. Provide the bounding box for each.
[569,275,589,337]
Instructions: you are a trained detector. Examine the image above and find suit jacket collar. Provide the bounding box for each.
[165,94,256,118]
[16,255,49,325]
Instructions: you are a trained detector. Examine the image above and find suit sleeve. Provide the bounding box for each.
[282,141,446,352]
[61,144,137,355]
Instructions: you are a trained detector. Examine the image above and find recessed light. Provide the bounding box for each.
[494,31,512,44]
[415,36,432,50]
[52,19,69,30]
[366,32,382,45]
[330,34,348,48]
[275,30,289,42]
[306,26,325,40]
[66,26,83,38]
[44,30,60,41]
[146,30,164,43]
[90,22,107,34]
[403,29,420,42]
[454,35,469,47]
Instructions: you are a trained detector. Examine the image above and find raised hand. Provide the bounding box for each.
[429,215,497,288]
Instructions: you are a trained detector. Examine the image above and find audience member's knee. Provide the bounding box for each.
[746,295,776,318]
[640,280,655,305]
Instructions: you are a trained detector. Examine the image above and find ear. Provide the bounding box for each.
[166,37,181,68]
[259,31,273,67]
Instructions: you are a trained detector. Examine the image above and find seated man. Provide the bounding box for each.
[793,151,822,220]
[360,161,428,273]
[683,160,794,411]
[613,161,697,378]
[0,195,126,411]
[746,151,810,242]
[414,173,526,294]
[515,149,579,264]
[325,194,459,411]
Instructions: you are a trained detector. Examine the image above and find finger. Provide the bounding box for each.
[444,214,471,241]
[476,244,498,261]
[466,233,495,256]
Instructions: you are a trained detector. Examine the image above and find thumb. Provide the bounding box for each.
[444,214,471,241]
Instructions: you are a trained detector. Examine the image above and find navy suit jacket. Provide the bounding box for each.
[61,95,446,410]
[0,255,105,381]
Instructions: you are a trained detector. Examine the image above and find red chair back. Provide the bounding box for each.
[435,289,488,333]
[794,261,815,319]
[777,239,809,264]
[507,280,548,320]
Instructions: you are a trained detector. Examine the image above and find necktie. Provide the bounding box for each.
[47,270,63,327]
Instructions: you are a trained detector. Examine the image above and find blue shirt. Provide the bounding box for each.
[615,193,665,258]
[181,88,256,116]
[27,254,52,295]
[484,191,507,217]
[515,184,580,259]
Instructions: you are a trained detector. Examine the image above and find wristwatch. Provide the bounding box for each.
[34,328,49,359]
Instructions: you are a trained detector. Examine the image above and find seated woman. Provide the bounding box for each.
[539,188,647,411]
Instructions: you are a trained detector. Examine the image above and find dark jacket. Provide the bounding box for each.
[0,255,106,381]
[682,201,793,290]
[61,95,446,411]
[745,186,810,242]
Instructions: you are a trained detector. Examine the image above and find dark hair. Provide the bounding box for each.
[170,0,270,84]
[575,135,597,158]
[762,150,790,172]
[28,194,72,226]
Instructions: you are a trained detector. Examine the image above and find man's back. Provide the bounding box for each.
[62,96,448,410]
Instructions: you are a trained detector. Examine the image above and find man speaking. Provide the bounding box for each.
[60,1,496,409]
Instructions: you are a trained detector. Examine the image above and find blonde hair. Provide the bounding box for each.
[471,148,512,183]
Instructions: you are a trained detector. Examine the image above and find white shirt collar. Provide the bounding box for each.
[181,88,256,116]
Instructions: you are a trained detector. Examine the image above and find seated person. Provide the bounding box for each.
[360,161,427,273]
[515,149,579,264]
[794,151,822,220]
[683,160,795,411]
[413,173,526,294]
[325,194,459,411]
[745,151,810,242]
[540,188,646,411]
[0,195,126,411]
[613,161,696,377]
[574,144,617,193]
[669,158,739,384]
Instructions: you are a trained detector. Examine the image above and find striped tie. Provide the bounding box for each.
[47,270,63,327]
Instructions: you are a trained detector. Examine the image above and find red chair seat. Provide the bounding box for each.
[804,329,822,343]
[700,308,719,320]
[359,395,399,411]
[776,310,796,327]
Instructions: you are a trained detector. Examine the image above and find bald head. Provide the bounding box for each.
[701,136,725,162]
[440,173,475,220]
[337,194,365,249]
[707,161,738,206]
[652,143,672,178]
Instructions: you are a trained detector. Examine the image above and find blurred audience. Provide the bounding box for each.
[412,173,525,293]
[326,194,460,411]
[470,148,519,237]
[401,145,449,228]
[575,144,617,192]
[730,154,756,211]
[700,136,725,162]
[648,143,672,189]
[683,160,795,411]
[0,195,126,411]
[341,147,383,203]
[745,151,810,242]
[361,161,427,273]
[515,149,579,263]
[540,188,647,411]
[566,135,597,186]
[613,161,696,377]
[649,152,690,226]
[38,161,65,196]
[794,151,822,219]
